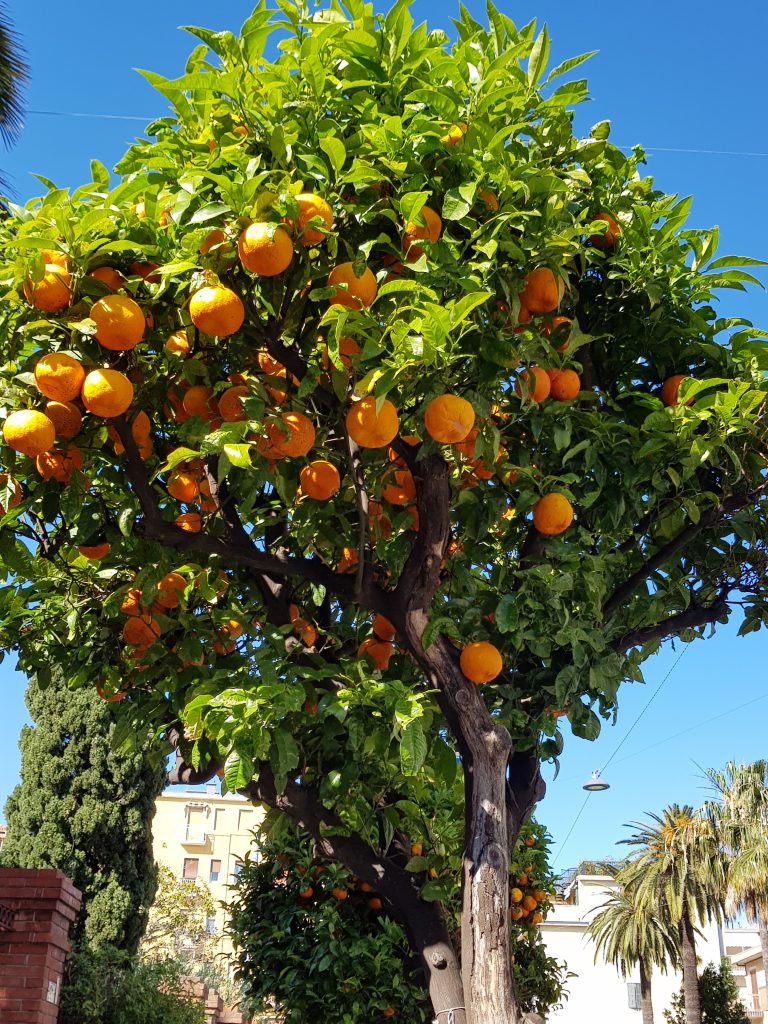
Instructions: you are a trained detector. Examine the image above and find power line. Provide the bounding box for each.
[600,647,687,774]
[20,110,768,158]
[551,791,592,870]
[27,109,152,123]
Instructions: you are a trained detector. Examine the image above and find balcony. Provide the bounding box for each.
[745,1012,763,1021]
[183,827,208,846]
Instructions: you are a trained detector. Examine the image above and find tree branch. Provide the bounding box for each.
[345,433,373,601]
[603,487,763,621]
[164,726,222,785]
[393,453,452,615]
[612,594,730,652]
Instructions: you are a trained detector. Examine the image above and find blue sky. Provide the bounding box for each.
[1,0,767,869]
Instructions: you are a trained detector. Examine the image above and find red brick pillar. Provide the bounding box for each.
[0,867,82,1024]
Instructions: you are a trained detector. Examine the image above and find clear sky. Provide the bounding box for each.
[1,0,767,870]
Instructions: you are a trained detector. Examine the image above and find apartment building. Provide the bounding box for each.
[542,872,763,1022]
[152,783,264,958]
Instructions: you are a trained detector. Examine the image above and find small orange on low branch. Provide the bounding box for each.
[660,374,693,407]
[300,460,340,500]
[175,511,202,533]
[81,369,134,418]
[218,385,249,423]
[44,401,81,438]
[328,262,377,309]
[291,193,333,246]
[79,542,110,560]
[519,267,564,315]
[266,411,316,459]
[189,285,245,337]
[90,294,145,351]
[588,211,621,250]
[459,641,503,683]
[358,637,394,671]
[88,266,125,291]
[238,222,294,276]
[515,367,551,403]
[34,353,85,403]
[346,396,399,448]
[155,572,187,609]
[23,264,71,312]
[532,493,574,535]
[546,368,581,401]
[424,394,475,444]
[3,410,56,457]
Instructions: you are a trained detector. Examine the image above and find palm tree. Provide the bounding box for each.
[620,804,726,1024]
[588,865,679,1024]
[705,760,768,984]
[0,3,27,175]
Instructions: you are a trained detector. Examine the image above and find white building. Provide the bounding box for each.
[542,872,764,1022]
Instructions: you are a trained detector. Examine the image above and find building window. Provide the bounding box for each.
[183,858,199,880]
[210,859,221,882]
[205,916,217,935]
[627,982,641,1011]
[238,809,253,831]
[233,860,244,879]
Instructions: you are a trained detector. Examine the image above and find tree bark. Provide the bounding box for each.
[679,911,701,1024]
[639,958,654,1024]
[758,912,768,1000]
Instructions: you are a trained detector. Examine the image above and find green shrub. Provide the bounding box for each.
[664,958,748,1024]
[59,944,205,1024]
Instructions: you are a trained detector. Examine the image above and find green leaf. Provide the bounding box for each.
[158,447,201,475]
[527,26,550,85]
[223,444,253,469]
[224,753,253,790]
[319,136,347,177]
[270,728,299,793]
[117,508,135,537]
[189,202,231,225]
[398,191,430,225]
[400,720,427,776]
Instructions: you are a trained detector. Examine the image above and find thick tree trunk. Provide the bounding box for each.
[461,715,516,1024]
[679,912,701,1024]
[639,958,654,1024]
[758,911,768,995]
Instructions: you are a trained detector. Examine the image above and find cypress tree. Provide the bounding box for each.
[1,676,164,952]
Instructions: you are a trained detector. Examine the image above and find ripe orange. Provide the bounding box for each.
[36,444,83,483]
[88,266,125,291]
[165,329,190,357]
[189,285,245,337]
[217,385,249,423]
[510,887,523,904]
[372,614,396,641]
[531,912,543,925]
[367,897,382,910]
[660,374,692,407]
[292,193,333,246]
[359,881,373,893]
[175,511,202,533]
[130,410,151,442]
[237,222,294,276]
[3,410,56,457]
[299,886,314,899]
[410,842,423,857]
[40,249,68,269]
[382,1009,395,1020]
[358,637,394,671]
[524,837,536,847]
[199,227,228,255]
[532,493,574,535]
[90,295,145,351]
[81,369,134,417]
[292,618,318,647]
[23,264,71,312]
[519,268,564,315]
[167,471,200,504]
[346,397,399,448]
[128,260,160,283]
[515,367,551,403]
[459,641,503,683]
[122,615,160,647]
[266,411,316,458]
[181,385,216,422]
[440,122,466,144]
[522,895,537,912]
[34,352,85,403]
[322,335,360,371]
[478,189,499,212]
[44,400,82,438]
[588,212,621,249]
[403,205,442,260]
[0,475,22,515]
[155,571,187,609]
[79,542,110,560]
[546,369,581,401]
[337,546,359,573]
[300,460,341,500]
[424,394,475,443]
[328,262,377,309]
[541,315,572,352]
[331,887,348,900]
[218,619,244,640]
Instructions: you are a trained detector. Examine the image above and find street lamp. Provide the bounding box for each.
[582,770,610,792]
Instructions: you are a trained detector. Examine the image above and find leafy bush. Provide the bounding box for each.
[59,944,205,1024]
[664,958,748,1024]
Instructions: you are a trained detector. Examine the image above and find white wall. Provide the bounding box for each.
[541,876,754,1023]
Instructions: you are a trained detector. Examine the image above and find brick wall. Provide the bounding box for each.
[0,867,82,1024]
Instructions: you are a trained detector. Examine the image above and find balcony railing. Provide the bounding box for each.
[184,827,208,845]
[745,1010,763,1020]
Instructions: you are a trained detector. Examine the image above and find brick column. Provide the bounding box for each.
[0,867,82,1024]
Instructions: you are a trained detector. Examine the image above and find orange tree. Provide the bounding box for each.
[0,3,767,1021]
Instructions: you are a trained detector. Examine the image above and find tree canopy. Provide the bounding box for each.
[0,1,766,1020]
